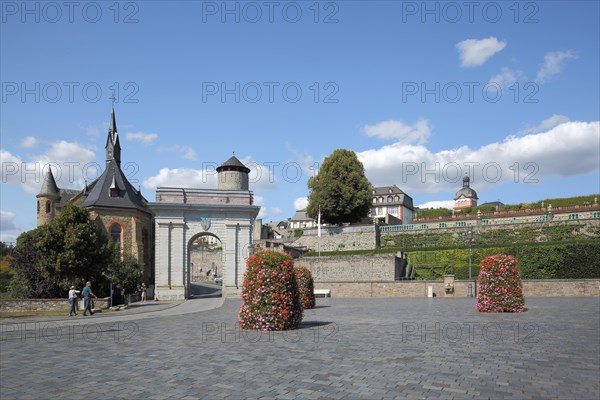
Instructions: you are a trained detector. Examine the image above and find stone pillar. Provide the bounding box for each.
[154,219,186,300]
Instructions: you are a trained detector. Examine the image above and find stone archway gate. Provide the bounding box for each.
[150,187,260,300]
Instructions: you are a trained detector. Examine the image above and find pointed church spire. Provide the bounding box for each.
[105,106,121,166]
[37,167,60,198]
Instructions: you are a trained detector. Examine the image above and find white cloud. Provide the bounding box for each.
[416,200,455,210]
[363,119,431,144]
[285,143,318,177]
[125,132,158,145]
[489,67,523,88]
[271,207,283,215]
[158,145,197,161]
[536,51,576,83]
[85,126,100,138]
[253,195,268,219]
[294,197,308,211]
[456,37,507,67]
[521,115,570,135]
[0,210,16,231]
[183,147,196,160]
[143,167,217,190]
[357,120,600,195]
[1,141,96,194]
[0,210,21,243]
[20,136,38,148]
[240,156,278,191]
[143,155,277,192]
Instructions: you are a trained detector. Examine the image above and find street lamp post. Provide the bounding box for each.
[462,213,481,298]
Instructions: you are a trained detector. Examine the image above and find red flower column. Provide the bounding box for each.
[238,250,303,330]
[476,254,525,313]
[294,266,316,310]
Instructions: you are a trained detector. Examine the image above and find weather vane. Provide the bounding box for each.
[109,91,117,106]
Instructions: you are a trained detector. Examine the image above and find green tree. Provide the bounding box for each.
[307,149,372,224]
[7,230,51,298]
[35,203,111,292]
[107,248,143,296]
[8,203,116,298]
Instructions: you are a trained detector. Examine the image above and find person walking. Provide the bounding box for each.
[141,283,147,302]
[82,281,98,316]
[68,285,80,316]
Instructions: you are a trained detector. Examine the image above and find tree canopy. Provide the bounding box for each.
[306,149,372,224]
[8,203,141,298]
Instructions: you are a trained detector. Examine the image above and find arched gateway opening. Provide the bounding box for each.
[187,233,223,298]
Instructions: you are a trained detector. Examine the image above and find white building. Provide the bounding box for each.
[371,185,414,225]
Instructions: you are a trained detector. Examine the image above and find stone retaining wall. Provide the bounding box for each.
[291,225,376,252]
[314,279,600,298]
[300,254,395,282]
[0,298,111,312]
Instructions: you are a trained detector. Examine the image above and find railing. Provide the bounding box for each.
[380,209,600,233]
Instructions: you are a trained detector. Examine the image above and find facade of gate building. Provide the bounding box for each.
[150,156,260,300]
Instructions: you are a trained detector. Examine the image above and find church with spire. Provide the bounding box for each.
[36,108,154,280]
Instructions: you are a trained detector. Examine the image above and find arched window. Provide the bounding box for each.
[109,223,122,246]
[387,196,393,202]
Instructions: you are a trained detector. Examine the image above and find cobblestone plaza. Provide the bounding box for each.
[1,296,599,399]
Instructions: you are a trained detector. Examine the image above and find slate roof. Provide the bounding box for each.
[37,169,60,197]
[217,155,250,173]
[79,159,151,214]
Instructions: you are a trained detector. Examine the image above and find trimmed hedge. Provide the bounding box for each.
[409,241,600,280]
[238,251,303,331]
[476,254,525,313]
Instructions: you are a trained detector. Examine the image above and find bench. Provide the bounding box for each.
[314,289,331,298]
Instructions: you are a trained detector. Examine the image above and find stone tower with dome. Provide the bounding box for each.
[454,174,478,210]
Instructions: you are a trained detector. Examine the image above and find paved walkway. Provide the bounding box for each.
[1,297,599,399]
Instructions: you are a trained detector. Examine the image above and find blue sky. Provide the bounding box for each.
[1,0,599,241]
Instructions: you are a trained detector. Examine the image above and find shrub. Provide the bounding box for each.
[294,266,315,310]
[476,254,525,313]
[238,250,303,330]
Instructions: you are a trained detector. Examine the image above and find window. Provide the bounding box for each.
[457,221,466,227]
[394,195,399,202]
[372,198,377,204]
[110,223,122,245]
[45,201,51,213]
[439,223,447,228]
[569,213,579,220]
[592,212,600,219]
[110,188,119,197]
[37,201,40,213]
[387,196,393,203]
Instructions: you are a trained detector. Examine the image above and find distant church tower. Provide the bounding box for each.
[454,174,479,210]
[36,168,60,226]
[216,154,250,190]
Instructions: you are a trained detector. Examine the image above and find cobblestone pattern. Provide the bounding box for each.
[1,297,598,399]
